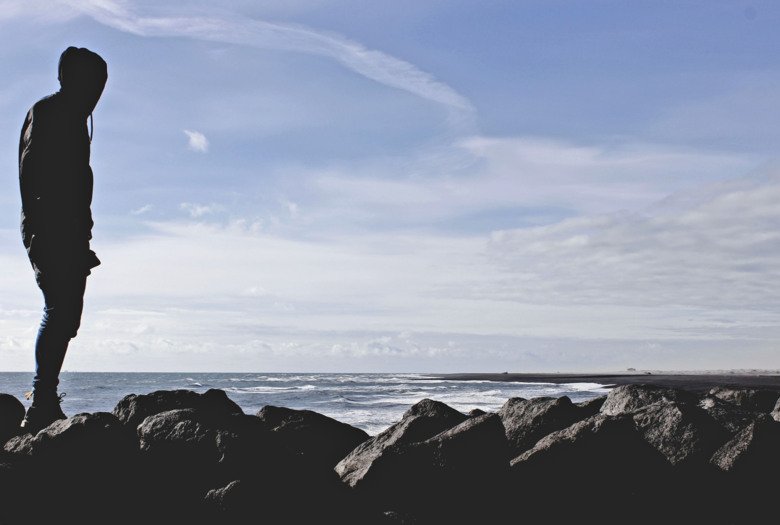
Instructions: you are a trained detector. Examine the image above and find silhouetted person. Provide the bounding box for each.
[18,47,107,432]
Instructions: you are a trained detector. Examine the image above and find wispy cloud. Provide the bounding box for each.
[179,202,217,218]
[131,204,152,215]
[183,129,209,152]
[62,0,474,115]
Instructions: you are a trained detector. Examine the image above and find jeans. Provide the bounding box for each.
[32,272,88,396]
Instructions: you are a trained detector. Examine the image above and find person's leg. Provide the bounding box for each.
[32,272,87,395]
[25,272,87,428]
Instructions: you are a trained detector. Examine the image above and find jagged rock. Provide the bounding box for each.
[773,398,780,422]
[498,396,585,456]
[711,414,780,474]
[708,414,780,523]
[707,387,780,413]
[699,396,759,434]
[510,415,672,523]
[576,395,606,417]
[137,408,281,484]
[346,413,509,522]
[0,394,25,445]
[113,388,242,428]
[139,407,353,523]
[631,400,728,467]
[511,414,663,473]
[4,412,134,461]
[467,408,486,417]
[335,399,466,488]
[3,413,138,524]
[256,405,369,468]
[600,384,698,416]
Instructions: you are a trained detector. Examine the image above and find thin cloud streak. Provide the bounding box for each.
[62,0,474,115]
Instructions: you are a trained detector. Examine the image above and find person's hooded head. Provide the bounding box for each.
[57,46,108,116]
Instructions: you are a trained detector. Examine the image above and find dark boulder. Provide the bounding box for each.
[630,400,728,468]
[699,395,760,434]
[256,405,369,468]
[576,395,606,417]
[139,407,353,523]
[709,415,780,523]
[498,396,585,456]
[346,413,509,522]
[773,397,780,423]
[467,408,486,417]
[711,414,780,474]
[0,394,25,445]
[4,411,134,461]
[510,415,672,524]
[3,413,138,524]
[137,408,279,487]
[707,387,780,413]
[113,388,242,428]
[600,384,698,416]
[335,399,466,488]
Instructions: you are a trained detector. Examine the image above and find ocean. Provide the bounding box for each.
[0,372,610,435]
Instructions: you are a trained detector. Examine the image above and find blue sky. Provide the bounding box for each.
[2,0,780,372]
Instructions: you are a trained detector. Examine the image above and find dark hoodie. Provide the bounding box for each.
[19,47,107,279]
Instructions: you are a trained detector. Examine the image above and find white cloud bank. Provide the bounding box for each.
[4,158,779,372]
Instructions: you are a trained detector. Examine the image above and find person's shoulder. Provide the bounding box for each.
[29,93,61,117]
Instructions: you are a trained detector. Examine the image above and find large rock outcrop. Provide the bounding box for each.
[699,395,759,434]
[0,394,24,445]
[256,405,369,469]
[706,387,780,413]
[344,413,509,522]
[138,407,353,523]
[600,384,698,416]
[498,396,584,456]
[710,414,780,475]
[112,388,242,428]
[630,400,728,468]
[3,412,139,524]
[335,399,466,488]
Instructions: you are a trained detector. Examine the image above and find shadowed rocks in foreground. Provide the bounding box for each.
[1,384,779,525]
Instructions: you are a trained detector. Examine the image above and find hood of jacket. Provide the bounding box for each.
[57,46,108,116]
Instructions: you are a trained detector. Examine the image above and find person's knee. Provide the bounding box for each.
[42,307,82,338]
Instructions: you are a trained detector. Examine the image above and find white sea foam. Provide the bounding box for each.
[0,372,610,434]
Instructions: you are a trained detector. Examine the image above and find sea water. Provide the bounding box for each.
[0,372,609,435]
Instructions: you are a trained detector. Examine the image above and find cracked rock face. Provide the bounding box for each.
[710,414,780,474]
[600,384,698,417]
[498,396,585,456]
[706,387,780,414]
[630,400,728,467]
[335,399,466,488]
[113,388,243,429]
[256,405,369,468]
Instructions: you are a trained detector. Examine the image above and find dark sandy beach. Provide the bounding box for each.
[430,372,780,392]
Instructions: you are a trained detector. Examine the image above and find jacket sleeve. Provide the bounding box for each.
[19,101,84,242]
[19,105,59,244]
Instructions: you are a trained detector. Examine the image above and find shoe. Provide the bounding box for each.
[20,392,67,434]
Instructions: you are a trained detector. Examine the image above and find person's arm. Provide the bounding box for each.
[19,102,63,258]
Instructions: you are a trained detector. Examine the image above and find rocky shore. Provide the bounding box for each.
[1,384,779,524]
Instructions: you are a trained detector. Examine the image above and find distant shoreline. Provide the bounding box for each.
[427,372,780,393]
